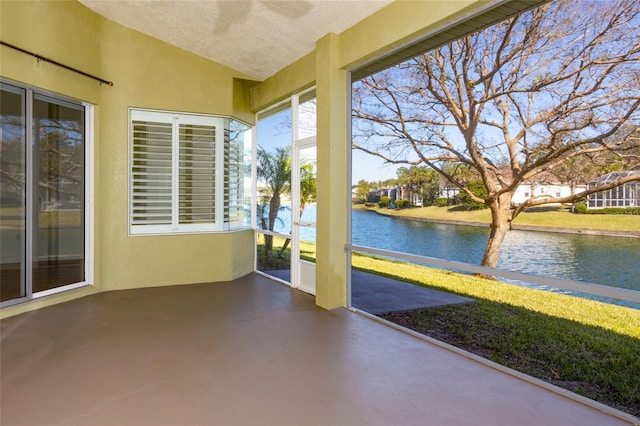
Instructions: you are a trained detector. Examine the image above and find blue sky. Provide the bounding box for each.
[351,149,399,183]
[257,109,399,184]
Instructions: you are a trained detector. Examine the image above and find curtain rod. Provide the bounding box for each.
[1,40,114,87]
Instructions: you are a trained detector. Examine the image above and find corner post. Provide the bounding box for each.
[315,33,348,309]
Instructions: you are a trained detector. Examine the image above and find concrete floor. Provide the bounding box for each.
[0,274,634,425]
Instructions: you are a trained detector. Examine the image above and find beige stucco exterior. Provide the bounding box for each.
[0,0,255,318]
[1,0,492,317]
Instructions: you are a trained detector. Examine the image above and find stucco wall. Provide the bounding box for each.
[0,0,255,317]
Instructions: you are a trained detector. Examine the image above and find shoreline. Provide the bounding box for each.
[363,208,640,239]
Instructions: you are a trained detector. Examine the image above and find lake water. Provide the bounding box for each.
[352,209,639,292]
[271,205,640,301]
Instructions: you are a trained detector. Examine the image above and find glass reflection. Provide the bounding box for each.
[32,95,85,293]
[0,86,26,302]
[297,94,316,139]
[226,118,252,230]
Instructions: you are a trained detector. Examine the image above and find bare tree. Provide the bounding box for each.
[352,0,640,268]
[2,116,84,211]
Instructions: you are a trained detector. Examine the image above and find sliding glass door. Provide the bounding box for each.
[31,94,85,293]
[1,81,88,305]
[0,84,26,302]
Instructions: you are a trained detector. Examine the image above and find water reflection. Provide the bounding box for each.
[501,231,580,280]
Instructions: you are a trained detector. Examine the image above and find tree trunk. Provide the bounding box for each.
[260,216,272,254]
[264,234,273,254]
[265,194,281,255]
[481,193,514,269]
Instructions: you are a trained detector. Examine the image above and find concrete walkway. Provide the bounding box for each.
[351,269,473,314]
[264,268,473,314]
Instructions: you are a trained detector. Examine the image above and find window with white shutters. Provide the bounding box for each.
[225,121,246,229]
[129,109,226,234]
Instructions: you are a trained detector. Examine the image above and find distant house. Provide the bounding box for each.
[368,186,427,206]
[505,169,585,204]
[367,188,386,204]
[511,182,586,204]
[438,185,459,200]
[587,171,640,209]
[368,180,584,206]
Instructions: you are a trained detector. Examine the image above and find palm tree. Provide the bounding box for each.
[276,158,317,256]
[257,146,291,255]
[299,162,316,216]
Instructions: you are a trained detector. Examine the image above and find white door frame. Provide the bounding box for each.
[291,136,316,294]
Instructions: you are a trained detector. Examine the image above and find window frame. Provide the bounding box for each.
[129,108,251,236]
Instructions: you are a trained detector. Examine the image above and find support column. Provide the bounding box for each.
[315,33,348,310]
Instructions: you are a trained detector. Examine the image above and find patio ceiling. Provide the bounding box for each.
[78,0,394,80]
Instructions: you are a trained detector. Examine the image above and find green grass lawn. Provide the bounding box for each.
[352,252,640,417]
[267,219,640,416]
[356,204,640,233]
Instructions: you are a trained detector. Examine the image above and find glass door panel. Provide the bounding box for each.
[256,232,291,281]
[256,103,293,283]
[297,94,316,139]
[0,86,27,302]
[32,95,85,293]
[293,141,316,294]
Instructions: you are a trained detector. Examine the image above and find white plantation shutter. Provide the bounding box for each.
[131,118,173,228]
[178,122,217,226]
[130,110,224,234]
